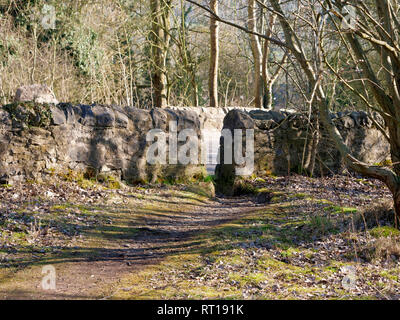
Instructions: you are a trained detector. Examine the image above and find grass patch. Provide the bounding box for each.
[369,226,400,238]
[307,215,336,235]
[324,205,357,214]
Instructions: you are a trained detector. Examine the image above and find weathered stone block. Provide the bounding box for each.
[14,84,58,105]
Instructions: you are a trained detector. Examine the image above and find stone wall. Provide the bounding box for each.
[168,106,256,174]
[215,109,390,194]
[0,101,391,186]
[168,106,256,130]
[0,103,213,184]
[0,84,259,184]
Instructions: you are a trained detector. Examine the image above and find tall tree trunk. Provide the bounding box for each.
[263,77,274,109]
[191,72,199,107]
[209,0,219,108]
[308,121,320,177]
[248,0,262,108]
[150,0,171,108]
[261,15,285,110]
[262,14,273,110]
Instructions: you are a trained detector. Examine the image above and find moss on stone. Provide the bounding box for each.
[100,175,122,189]
[231,180,259,196]
[185,181,215,198]
[3,102,52,128]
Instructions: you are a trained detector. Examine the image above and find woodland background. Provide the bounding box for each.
[0,0,363,111]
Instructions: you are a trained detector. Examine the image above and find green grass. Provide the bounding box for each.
[369,226,400,238]
[324,205,358,214]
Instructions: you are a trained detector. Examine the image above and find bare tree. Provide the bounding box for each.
[248,0,263,108]
[249,0,286,109]
[322,0,400,223]
[262,15,287,109]
[209,0,219,107]
[150,0,172,108]
[268,0,400,224]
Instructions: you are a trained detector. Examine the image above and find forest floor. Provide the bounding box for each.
[0,174,400,300]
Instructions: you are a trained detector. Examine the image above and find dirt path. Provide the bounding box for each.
[0,189,260,300]
[2,175,399,300]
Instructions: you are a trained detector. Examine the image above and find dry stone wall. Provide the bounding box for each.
[250,109,390,175]
[168,106,256,130]
[215,109,390,195]
[0,101,391,187]
[0,103,209,184]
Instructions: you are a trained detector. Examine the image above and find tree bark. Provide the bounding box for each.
[262,15,275,109]
[209,0,219,108]
[248,0,262,108]
[150,0,171,108]
[191,72,199,107]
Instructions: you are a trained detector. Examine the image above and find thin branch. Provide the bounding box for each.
[184,0,289,48]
